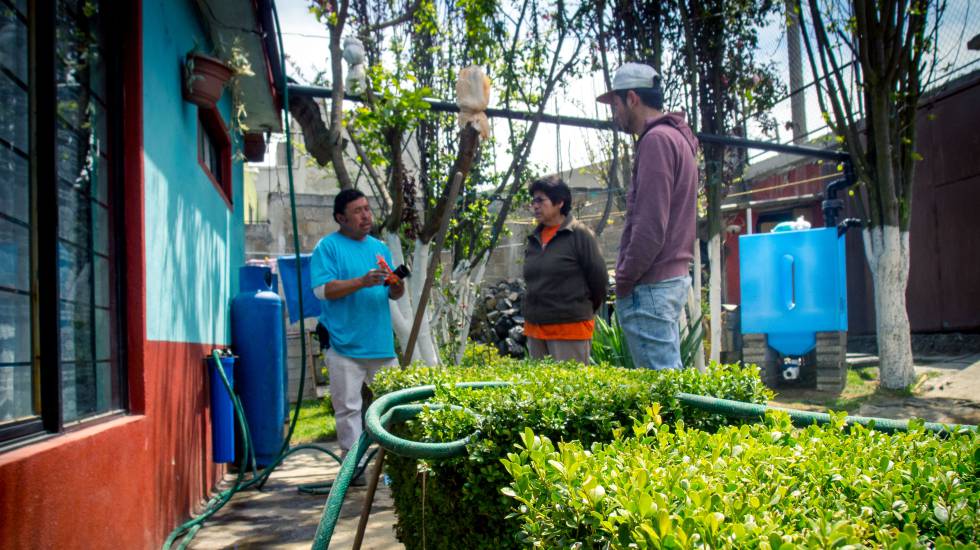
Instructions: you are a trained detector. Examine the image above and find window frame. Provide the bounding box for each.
[197,107,233,208]
[0,0,128,447]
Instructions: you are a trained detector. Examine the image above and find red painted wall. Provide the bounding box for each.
[0,4,229,548]
[0,342,223,550]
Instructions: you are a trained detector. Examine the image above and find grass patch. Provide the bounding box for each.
[289,399,336,444]
[827,366,881,411]
[852,365,878,381]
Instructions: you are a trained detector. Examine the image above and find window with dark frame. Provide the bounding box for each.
[0,0,125,445]
[197,107,232,206]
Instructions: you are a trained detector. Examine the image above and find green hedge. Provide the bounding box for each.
[371,354,773,549]
[502,408,979,549]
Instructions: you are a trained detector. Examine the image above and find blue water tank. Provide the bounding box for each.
[739,227,847,356]
[231,265,285,466]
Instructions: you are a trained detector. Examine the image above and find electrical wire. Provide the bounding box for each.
[726,171,840,198]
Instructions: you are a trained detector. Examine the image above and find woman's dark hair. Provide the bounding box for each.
[616,82,664,110]
[529,175,572,216]
[333,188,367,223]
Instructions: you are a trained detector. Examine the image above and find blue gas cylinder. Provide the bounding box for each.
[231,265,285,466]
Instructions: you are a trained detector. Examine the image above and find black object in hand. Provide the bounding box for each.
[393,264,411,279]
[384,264,411,286]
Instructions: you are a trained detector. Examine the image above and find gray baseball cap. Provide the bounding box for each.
[596,62,660,104]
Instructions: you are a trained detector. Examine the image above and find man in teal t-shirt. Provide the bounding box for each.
[311,189,405,455]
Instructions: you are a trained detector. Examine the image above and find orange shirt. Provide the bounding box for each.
[524,224,595,341]
[524,319,594,340]
[539,224,559,245]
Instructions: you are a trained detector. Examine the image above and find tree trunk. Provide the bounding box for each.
[409,239,440,365]
[863,225,915,389]
[708,233,722,364]
[452,258,488,365]
[705,141,723,365]
[288,96,334,167]
[691,238,705,371]
[385,233,440,365]
[386,232,416,362]
[785,0,807,143]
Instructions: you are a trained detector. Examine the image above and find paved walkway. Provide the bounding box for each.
[188,444,401,549]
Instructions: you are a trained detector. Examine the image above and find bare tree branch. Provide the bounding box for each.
[347,130,391,212]
[479,21,588,261]
[363,0,424,33]
[288,93,334,166]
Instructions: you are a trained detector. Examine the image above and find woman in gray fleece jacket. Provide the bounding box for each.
[522,176,608,364]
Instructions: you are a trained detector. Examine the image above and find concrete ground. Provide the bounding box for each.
[186,353,980,549]
[188,443,401,549]
[858,352,980,425]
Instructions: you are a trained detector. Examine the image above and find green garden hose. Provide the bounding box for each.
[311,382,509,549]
[675,392,975,435]
[163,351,254,549]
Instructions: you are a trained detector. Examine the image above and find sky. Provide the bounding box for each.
[271,0,980,175]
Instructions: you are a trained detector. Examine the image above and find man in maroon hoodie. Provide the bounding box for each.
[597,63,699,370]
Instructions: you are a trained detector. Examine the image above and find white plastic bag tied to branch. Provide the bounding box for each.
[342,36,366,94]
[456,65,491,139]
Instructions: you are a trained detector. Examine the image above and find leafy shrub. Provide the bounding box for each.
[371,360,772,549]
[503,407,979,549]
[458,341,503,368]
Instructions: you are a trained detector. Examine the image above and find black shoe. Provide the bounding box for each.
[349,472,367,487]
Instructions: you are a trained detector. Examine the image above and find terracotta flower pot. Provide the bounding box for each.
[183,52,234,109]
[243,133,266,162]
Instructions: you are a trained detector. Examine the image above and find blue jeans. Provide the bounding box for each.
[616,277,691,370]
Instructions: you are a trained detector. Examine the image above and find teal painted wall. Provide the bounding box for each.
[142,0,244,344]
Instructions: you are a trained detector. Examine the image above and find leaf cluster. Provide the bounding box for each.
[371,360,773,549]
[503,410,979,548]
[592,312,704,371]
[346,65,434,169]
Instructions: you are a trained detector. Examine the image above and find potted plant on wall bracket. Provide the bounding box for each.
[242,132,266,162]
[183,49,234,109]
[183,38,254,122]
